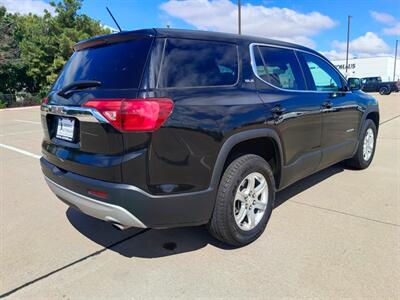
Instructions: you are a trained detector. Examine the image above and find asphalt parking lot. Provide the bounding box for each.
[0,93,399,299]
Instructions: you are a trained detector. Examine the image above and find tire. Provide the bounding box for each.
[345,119,377,169]
[207,154,275,247]
[379,86,390,95]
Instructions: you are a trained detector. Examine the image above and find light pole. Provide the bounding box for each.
[345,15,352,78]
[393,40,398,81]
[238,0,241,35]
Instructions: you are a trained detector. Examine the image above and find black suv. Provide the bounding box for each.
[41,29,379,246]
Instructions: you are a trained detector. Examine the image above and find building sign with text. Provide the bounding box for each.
[334,63,356,70]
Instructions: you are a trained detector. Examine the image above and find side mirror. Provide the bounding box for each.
[348,77,362,91]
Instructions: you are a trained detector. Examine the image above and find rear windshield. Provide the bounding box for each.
[158,38,239,88]
[52,38,152,91]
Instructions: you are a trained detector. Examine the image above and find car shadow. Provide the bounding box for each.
[66,208,233,258]
[66,164,344,258]
[274,164,344,208]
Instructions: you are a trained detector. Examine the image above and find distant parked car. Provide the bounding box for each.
[359,76,399,95]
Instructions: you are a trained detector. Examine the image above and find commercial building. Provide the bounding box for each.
[331,56,400,81]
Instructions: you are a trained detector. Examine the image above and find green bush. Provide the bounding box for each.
[0,92,43,108]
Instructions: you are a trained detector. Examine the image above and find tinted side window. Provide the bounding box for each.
[300,52,343,92]
[158,39,238,88]
[255,46,306,90]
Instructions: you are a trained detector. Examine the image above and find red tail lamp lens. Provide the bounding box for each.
[83,98,174,132]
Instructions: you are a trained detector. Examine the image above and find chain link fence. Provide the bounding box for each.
[0,92,42,108]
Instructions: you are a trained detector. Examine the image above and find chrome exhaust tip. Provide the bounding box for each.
[110,222,126,230]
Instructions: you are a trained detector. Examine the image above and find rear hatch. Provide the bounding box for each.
[41,34,153,182]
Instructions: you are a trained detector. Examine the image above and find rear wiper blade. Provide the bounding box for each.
[57,80,102,97]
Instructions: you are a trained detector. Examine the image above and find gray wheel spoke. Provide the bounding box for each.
[246,174,256,192]
[247,209,256,227]
[254,200,267,211]
[235,206,247,224]
[254,178,266,196]
[235,193,246,203]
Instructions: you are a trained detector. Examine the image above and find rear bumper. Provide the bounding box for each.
[45,176,146,229]
[41,158,214,229]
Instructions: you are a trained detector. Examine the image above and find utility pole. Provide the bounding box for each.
[393,40,398,81]
[238,0,241,35]
[345,15,352,78]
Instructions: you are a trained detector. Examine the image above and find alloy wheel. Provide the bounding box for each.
[363,128,374,161]
[233,172,268,231]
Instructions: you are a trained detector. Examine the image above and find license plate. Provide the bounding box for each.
[56,117,75,141]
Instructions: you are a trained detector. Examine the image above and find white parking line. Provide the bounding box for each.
[0,143,41,159]
[14,119,41,125]
[0,129,42,137]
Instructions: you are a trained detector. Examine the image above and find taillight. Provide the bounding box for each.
[84,99,122,129]
[83,98,174,132]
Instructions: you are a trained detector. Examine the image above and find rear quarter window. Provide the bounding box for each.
[157,38,239,88]
[53,38,152,91]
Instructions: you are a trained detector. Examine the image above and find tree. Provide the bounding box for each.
[0,7,33,93]
[0,0,110,95]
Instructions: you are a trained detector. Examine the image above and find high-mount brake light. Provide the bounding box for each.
[83,98,174,132]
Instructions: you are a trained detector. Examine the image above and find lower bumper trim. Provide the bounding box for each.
[44,176,147,229]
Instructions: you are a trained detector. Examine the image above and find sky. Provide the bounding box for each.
[1,0,399,60]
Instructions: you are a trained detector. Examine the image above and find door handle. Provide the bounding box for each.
[322,101,333,109]
[271,105,286,115]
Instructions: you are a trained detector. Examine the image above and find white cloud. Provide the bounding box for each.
[323,15,396,60]
[160,0,336,48]
[383,23,400,36]
[370,11,400,36]
[320,50,353,61]
[331,32,390,57]
[370,11,396,24]
[0,0,55,15]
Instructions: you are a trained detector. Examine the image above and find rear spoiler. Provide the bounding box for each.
[73,29,156,51]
